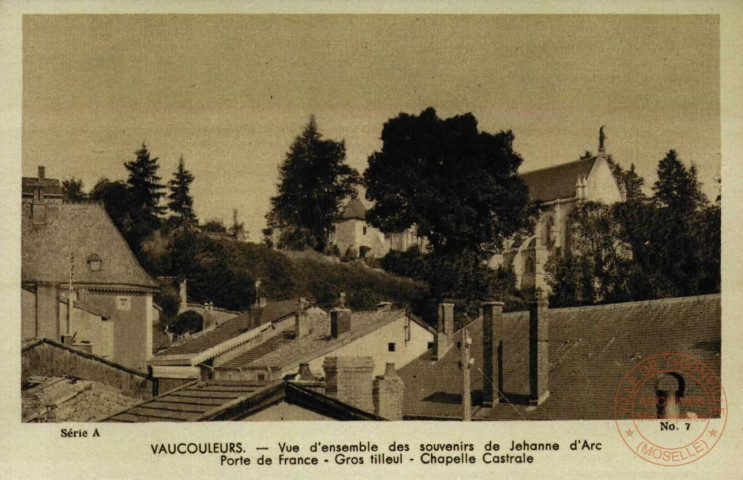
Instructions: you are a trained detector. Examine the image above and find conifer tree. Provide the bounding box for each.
[267,116,360,251]
[125,143,165,249]
[168,156,197,229]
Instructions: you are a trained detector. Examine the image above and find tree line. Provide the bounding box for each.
[60,108,720,324]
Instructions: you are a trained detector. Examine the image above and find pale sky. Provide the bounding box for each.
[23,15,720,241]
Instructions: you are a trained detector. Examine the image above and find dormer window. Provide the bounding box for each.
[87,254,102,271]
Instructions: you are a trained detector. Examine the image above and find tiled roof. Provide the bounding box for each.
[102,380,383,422]
[339,198,367,221]
[22,177,63,197]
[156,311,252,356]
[222,309,415,371]
[520,157,595,203]
[23,376,138,422]
[21,203,157,288]
[399,294,720,420]
[156,300,317,358]
[256,299,316,327]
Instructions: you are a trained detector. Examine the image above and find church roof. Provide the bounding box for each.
[339,198,367,221]
[21,203,157,288]
[520,156,596,203]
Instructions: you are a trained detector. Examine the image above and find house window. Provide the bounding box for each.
[116,296,131,311]
[87,254,102,271]
[404,317,411,342]
[427,342,435,350]
[257,373,266,381]
[388,342,396,352]
[363,226,367,236]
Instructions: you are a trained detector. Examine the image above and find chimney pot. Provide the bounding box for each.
[297,363,315,381]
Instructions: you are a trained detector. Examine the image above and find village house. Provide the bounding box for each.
[214,303,436,382]
[399,294,720,420]
[492,128,625,295]
[21,198,159,373]
[149,299,326,392]
[102,355,402,421]
[22,166,63,204]
[328,198,425,259]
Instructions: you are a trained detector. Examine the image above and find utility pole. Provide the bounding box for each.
[67,253,74,337]
[462,328,472,421]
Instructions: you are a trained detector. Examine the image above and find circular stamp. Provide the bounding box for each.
[613,353,726,467]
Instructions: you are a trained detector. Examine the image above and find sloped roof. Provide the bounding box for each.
[22,376,138,422]
[21,203,157,288]
[156,300,317,358]
[399,294,720,420]
[156,311,252,357]
[339,198,367,221]
[102,380,383,422]
[22,177,63,197]
[520,157,596,203]
[221,309,433,371]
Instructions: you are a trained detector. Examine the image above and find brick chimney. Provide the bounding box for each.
[482,301,504,407]
[373,362,404,420]
[436,302,454,360]
[529,292,550,406]
[323,356,374,413]
[295,298,311,337]
[38,165,45,180]
[330,308,352,339]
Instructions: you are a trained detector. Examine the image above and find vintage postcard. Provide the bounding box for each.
[1,1,741,479]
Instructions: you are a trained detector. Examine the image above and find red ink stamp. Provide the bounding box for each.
[613,353,726,466]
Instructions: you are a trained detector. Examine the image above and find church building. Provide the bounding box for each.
[491,128,625,296]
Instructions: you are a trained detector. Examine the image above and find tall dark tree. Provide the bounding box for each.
[167,156,197,229]
[267,116,361,251]
[61,177,87,203]
[89,178,131,234]
[125,143,166,249]
[653,149,705,215]
[364,107,535,259]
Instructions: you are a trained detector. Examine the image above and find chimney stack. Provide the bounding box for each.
[482,301,504,407]
[323,356,374,413]
[295,298,311,337]
[436,302,455,360]
[330,308,352,339]
[38,165,45,180]
[529,292,550,406]
[373,362,404,420]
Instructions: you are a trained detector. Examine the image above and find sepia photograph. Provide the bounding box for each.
[19,14,722,425]
[4,4,741,477]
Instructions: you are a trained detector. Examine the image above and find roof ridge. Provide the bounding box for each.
[520,156,595,177]
[544,293,721,314]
